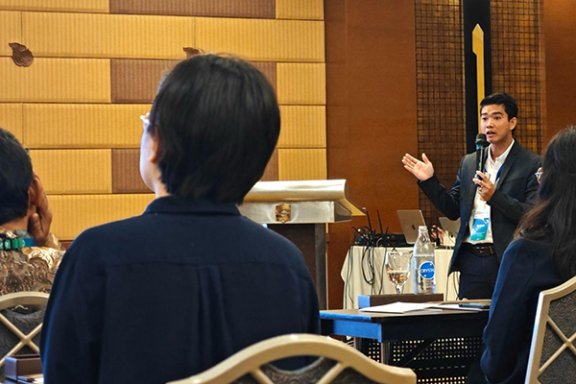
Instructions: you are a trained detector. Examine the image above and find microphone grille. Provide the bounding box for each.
[475,133,488,146]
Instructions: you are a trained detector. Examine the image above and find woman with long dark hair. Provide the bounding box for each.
[481,126,576,383]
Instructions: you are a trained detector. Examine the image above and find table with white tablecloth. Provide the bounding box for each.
[341,245,459,308]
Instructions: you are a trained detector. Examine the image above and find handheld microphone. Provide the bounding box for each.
[475,133,489,173]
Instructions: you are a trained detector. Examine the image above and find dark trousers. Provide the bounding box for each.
[456,244,500,300]
[456,244,499,383]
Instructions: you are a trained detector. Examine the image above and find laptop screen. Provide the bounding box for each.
[396,209,427,244]
[438,217,460,239]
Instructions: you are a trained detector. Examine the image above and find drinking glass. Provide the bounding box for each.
[385,248,412,294]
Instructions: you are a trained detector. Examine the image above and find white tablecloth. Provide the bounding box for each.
[341,246,459,309]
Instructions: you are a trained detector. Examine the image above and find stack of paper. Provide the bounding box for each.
[359,302,437,313]
[359,301,489,313]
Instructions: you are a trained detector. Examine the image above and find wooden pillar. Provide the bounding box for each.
[269,224,327,309]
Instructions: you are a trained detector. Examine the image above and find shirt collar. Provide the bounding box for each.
[489,139,515,168]
[144,195,240,216]
[0,228,35,249]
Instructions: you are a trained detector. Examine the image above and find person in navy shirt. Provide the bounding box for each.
[41,54,320,383]
[481,127,576,383]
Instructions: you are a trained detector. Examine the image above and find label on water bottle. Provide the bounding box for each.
[418,261,435,279]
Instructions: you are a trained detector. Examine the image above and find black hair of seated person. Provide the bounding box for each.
[480,92,519,120]
[516,126,576,279]
[147,54,280,204]
[0,128,33,224]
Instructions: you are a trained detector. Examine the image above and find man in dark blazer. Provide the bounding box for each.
[402,93,541,299]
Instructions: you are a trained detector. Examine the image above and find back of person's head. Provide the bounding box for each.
[0,128,33,224]
[539,126,576,201]
[147,53,280,204]
[518,126,576,278]
[480,92,518,120]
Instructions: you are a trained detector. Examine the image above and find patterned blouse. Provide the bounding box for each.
[0,229,63,295]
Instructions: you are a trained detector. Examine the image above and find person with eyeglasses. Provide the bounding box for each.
[402,93,541,300]
[40,54,320,384]
[481,126,576,383]
[534,167,543,183]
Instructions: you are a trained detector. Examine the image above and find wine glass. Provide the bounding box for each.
[385,248,412,294]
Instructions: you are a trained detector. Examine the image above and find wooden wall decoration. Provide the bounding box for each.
[0,0,326,242]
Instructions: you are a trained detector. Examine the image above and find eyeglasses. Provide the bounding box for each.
[140,112,151,131]
[535,168,543,183]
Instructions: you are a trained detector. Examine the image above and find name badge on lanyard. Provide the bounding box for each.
[470,214,490,241]
[470,164,501,242]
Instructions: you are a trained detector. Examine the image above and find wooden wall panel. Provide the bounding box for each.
[112,149,149,193]
[23,104,146,149]
[112,146,283,192]
[22,12,196,59]
[276,0,324,20]
[278,149,327,180]
[110,0,274,19]
[544,0,576,142]
[253,62,277,92]
[2,2,326,246]
[277,63,326,105]
[0,11,20,56]
[111,59,178,103]
[325,0,417,308]
[49,194,154,240]
[0,103,22,141]
[0,0,108,13]
[261,150,279,181]
[110,59,277,103]
[196,18,324,62]
[0,58,110,102]
[30,149,112,194]
[278,106,326,148]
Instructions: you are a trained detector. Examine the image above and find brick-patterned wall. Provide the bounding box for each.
[0,0,326,241]
[415,0,466,226]
[491,0,543,153]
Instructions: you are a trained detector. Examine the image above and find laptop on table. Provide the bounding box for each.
[396,209,427,245]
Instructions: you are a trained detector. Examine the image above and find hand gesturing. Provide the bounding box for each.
[402,153,435,181]
[27,174,53,246]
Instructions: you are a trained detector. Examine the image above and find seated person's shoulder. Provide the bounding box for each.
[0,231,63,294]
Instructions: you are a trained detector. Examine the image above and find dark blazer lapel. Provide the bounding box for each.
[463,155,479,218]
[494,141,519,190]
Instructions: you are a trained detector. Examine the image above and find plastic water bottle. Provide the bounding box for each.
[413,225,436,294]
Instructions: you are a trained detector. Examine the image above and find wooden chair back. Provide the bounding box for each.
[167,334,417,384]
[525,276,576,383]
[0,291,49,368]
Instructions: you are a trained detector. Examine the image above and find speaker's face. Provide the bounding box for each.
[480,104,516,149]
